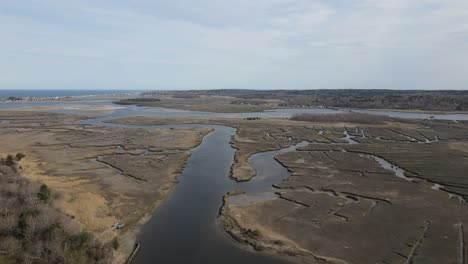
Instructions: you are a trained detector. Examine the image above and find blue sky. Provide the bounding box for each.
[1,0,468,90]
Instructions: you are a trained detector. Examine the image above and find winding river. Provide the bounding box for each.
[81,106,437,264]
[82,109,296,264]
[4,101,468,263]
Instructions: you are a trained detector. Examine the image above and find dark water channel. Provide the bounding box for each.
[131,126,292,264]
[229,142,309,206]
[82,111,294,264]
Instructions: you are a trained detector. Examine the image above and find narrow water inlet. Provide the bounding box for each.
[369,155,415,182]
[228,141,310,206]
[81,115,294,264]
[76,104,466,264]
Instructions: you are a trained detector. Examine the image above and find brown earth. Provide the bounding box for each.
[87,114,468,263]
[0,111,211,263]
[219,118,468,264]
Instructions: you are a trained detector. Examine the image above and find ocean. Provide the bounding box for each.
[0,89,142,98]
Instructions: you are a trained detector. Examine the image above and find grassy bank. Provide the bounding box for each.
[0,154,116,264]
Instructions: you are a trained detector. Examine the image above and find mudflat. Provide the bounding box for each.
[113,114,468,263]
[220,119,468,263]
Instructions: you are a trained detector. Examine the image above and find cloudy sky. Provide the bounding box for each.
[1,0,468,90]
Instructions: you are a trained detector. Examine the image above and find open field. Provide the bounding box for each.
[3,105,468,263]
[110,114,468,263]
[219,119,468,263]
[0,111,211,263]
[109,115,419,182]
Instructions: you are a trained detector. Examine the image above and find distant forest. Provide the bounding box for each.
[145,89,468,111]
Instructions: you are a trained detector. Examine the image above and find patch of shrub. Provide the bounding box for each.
[15,153,25,161]
[111,237,120,250]
[78,231,90,246]
[247,229,261,237]
[5,155,15,166]
[37,184,51,202]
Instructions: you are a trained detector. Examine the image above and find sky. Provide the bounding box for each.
[1,0,468,90]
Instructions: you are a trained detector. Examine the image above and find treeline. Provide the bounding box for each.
[0,154,115,264]
[149,89,468,111]
[277,90,468,111]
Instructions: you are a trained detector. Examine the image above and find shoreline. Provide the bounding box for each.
[0,90,141,102]
[217,192,315,264]
[116,128,213,262]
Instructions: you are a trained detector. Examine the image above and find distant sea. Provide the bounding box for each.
[0,89,142,98]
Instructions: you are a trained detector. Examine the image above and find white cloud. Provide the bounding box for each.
[0,0,467,89]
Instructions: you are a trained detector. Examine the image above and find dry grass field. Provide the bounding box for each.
[111,114,468,263]
[0,111,211,262]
